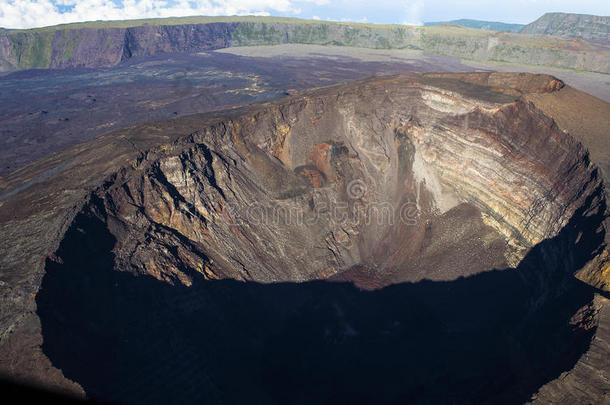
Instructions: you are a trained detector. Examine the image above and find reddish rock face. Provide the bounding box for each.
[305,143,334,181]
[0,73,608,404]
[544,78,565,92]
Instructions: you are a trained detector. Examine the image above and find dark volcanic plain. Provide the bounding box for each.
[0,50,474,176]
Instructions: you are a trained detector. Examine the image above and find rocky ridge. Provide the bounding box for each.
[1,16,609,73]
[521,13,610,42]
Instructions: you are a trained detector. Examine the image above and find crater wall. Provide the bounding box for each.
[0,74,608,403]
[63,75,603,286]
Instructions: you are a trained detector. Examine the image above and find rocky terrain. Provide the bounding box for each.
[0,72,609,403]
[1,16,609,73]
[521,13,610,43]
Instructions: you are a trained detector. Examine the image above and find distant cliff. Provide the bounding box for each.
[521,13,610,42]
[0,22,239,71]
[1,16,609,73]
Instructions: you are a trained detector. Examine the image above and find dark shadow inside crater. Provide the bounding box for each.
[37,192,607,405]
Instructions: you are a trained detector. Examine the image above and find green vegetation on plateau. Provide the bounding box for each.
[8,31,53,69]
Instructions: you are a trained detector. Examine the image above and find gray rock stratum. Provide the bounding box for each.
[0,73,609,404]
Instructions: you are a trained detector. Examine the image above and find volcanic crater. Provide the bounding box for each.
[1,73,609,404]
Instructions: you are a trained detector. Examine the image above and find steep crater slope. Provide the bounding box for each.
[0,74,608,403]
[50,75,602,285]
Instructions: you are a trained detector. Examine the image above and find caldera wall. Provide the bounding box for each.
[2,18,609,73]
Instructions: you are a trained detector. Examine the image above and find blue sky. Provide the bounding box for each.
[1,0,609,29]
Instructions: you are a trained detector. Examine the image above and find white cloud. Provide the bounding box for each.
[299,0,328,4]
[403,1,423,26]
[1,0,608,29]
[0,0,302,28]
